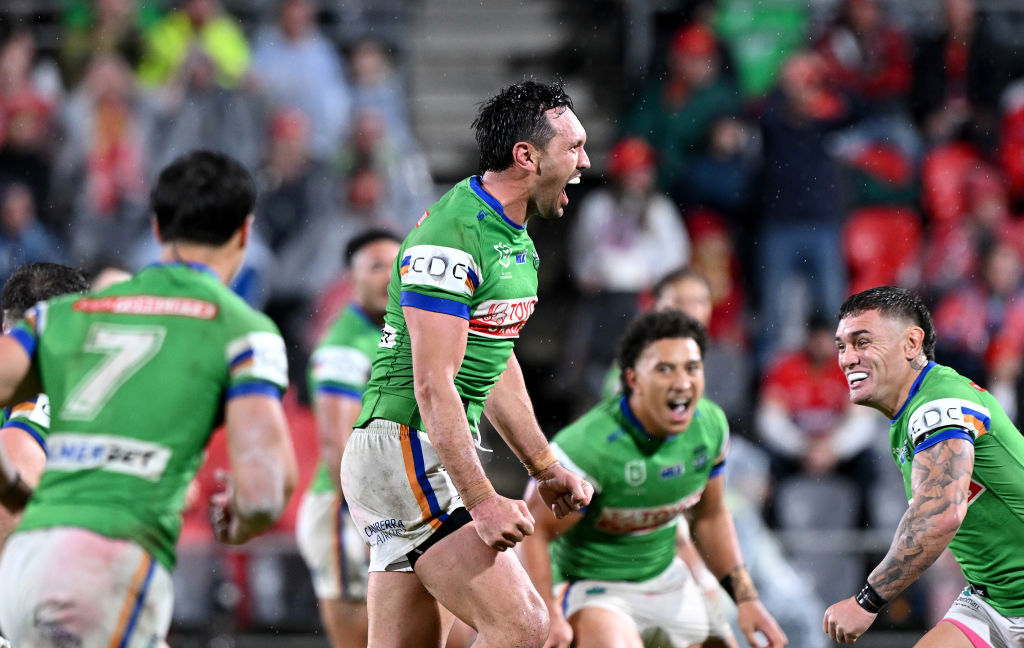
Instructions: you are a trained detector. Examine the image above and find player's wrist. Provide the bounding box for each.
[854,581,886,615]
[719,565,758,603]
[0,471,31,512]
[459,477,497,510]
[523,447,559,478]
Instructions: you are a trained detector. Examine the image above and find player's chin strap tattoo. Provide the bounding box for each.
[0,445,31,512]
[719,564,759,603]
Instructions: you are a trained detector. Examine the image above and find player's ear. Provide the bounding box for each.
[238,215,254,249]
[624,367,638,393]
[904,326,924,360]
[151,215,164,244]
[512,141,539,173]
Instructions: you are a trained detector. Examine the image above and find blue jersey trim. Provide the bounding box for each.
[400,291,470,320]
[317,385,363,400]
[962,406,991,433]
[470,176,523,230]
[2,420,47,455]
[9,328,37,359]
[228,348,254,369]
[709,462,726,478]
[409,429,449,523]
[119,557,156,648]
[143,261,218,278]
[891,361,936,423]
[562,582,574,617]
[618,396,652,437]
[914,429,975,453]
[226,382,284,401]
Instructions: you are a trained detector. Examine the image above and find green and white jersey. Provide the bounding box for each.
[7,263,288,571]
[356,177,540,435]
[307,304,382,494]
[889,362,1024,616]
[1,394,50,455]
[550,396,729,583]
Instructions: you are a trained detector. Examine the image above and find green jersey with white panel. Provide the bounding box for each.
[307,304,382,494]
[7,263,288,571]
[551,396,729,583]
[888,362,1024,616]
[355,176,540,435]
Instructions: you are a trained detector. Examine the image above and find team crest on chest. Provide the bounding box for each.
[624,459,647,486]
[494,243,513,268]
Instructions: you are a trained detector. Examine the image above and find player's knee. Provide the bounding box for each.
[477,591,549,647]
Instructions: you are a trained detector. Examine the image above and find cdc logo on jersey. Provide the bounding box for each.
[401,245,482,298]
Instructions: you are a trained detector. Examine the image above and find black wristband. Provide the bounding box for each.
[855,581,887,614]
[719,573,736,602]
[0,472,31,512]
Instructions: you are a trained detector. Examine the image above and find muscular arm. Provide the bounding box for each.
[867,437,973,600]
[215,394,299,544]
[0,336,37,408]
[313,392,363,493]
[484,352,557,469]
[0,426,46,546]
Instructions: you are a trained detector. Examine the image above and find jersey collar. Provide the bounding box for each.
[144,261,219,279]
[617,396,672,452]
[470,176,524,231]
[890,361,936,423]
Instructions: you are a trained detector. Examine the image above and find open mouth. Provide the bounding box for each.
[847,371,868,387]
[562,176,580,206]
[667,397,692,422]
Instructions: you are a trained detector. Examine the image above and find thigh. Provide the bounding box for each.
[296,491,370,601]
[570,606,644,648]
[366,571,446,648]
[0,528,172,648]
[317,597,368,648]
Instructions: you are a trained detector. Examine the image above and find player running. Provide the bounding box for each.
[824,286,1024,646]
[340,80,594,648]
[296,228,400,648]
[0,150,298,648]
[520,310,787,648]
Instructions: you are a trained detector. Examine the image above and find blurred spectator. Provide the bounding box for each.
[756,315,878,524]
[712,0,809,98]
[755,52,854,357]
[54,54,153,266]
[911,0,1012,144]
[0,182,65,284]
[933,239,1024,419]
[999,80,1024,205]
[58,0,161,88]
[137,0,249,89]
[348,37,416,152]
[566,136,690,400]
[681,114,757,217]
[250,0,352,162]
[622,23,740,200]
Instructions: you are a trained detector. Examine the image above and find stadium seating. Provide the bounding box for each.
[842,206,923,294]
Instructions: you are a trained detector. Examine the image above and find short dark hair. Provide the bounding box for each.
[472,80,574,173]
[344,227,402,268]
[2,262,89,324]
[616,310,707,396]
[838,285,936,361]
[151,150,257,246]
[652,267,711,301]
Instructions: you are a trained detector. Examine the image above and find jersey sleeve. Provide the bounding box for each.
[397,226,483,320]
[703,400,731,479]
[551,427,605,494]
[2,393,49,454]
[223,309,289,400]
[309,343,372,400]
[907,395,988,453]
[8,302,48,360]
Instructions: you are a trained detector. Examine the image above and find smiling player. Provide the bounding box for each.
[520,310,787,648]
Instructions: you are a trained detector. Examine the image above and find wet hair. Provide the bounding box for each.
[1,262,88,324]
[838,285,936,361]
[472,80,574,173]
[344,227,402,268]
[150,150,257,246]
[652,266,711,301]
[616,310,707,396]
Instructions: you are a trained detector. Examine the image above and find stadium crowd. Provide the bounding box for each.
[2,0,1024,644]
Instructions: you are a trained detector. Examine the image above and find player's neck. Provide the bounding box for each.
[479,170,531,227]
[158,242,242,286]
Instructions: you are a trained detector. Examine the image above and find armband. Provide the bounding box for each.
[523,447,559,478]
[0,472,31,512]
[719,565,758,603]
[908,399,982,446]
[855,581,887,614]
[459,477,496,511]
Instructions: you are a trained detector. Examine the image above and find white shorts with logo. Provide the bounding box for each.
[0,527,173,648]
[556,558,732,647]
[942,587,1024,648]
[295,490,371,601]
[340,419,465,572]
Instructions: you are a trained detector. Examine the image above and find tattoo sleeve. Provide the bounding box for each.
[867,437,974,600]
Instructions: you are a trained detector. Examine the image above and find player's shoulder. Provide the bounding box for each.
[411,177,488,237]
[904,363,991,444]
[694,397,728,430]
[553,397,623,448]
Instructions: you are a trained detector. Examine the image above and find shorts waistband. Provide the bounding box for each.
[354,418,424,440]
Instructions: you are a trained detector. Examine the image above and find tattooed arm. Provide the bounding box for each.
[823,436,974,643]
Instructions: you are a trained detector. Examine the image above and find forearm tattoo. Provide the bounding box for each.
[868,439,973,600]
[727,565,758,603]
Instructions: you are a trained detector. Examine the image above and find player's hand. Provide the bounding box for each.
[823,597,876,644]
[209,471,250,545]
[534,464,593,518]
[543,606,573,648]
[737,599,787,647]
[470,493,535,551]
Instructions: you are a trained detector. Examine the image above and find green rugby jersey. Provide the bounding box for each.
[307,304,382,494]
[7,263,288,570]
[1,394,50,455]
[889,362,1024,616]
[356,177,540,436]
[550,396,729,583]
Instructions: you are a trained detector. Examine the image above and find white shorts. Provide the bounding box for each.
[556,558,730,647]
[340,419,469,572]
[942,586,1024,648]
[0,527,173,648]
[295,490,370,601]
